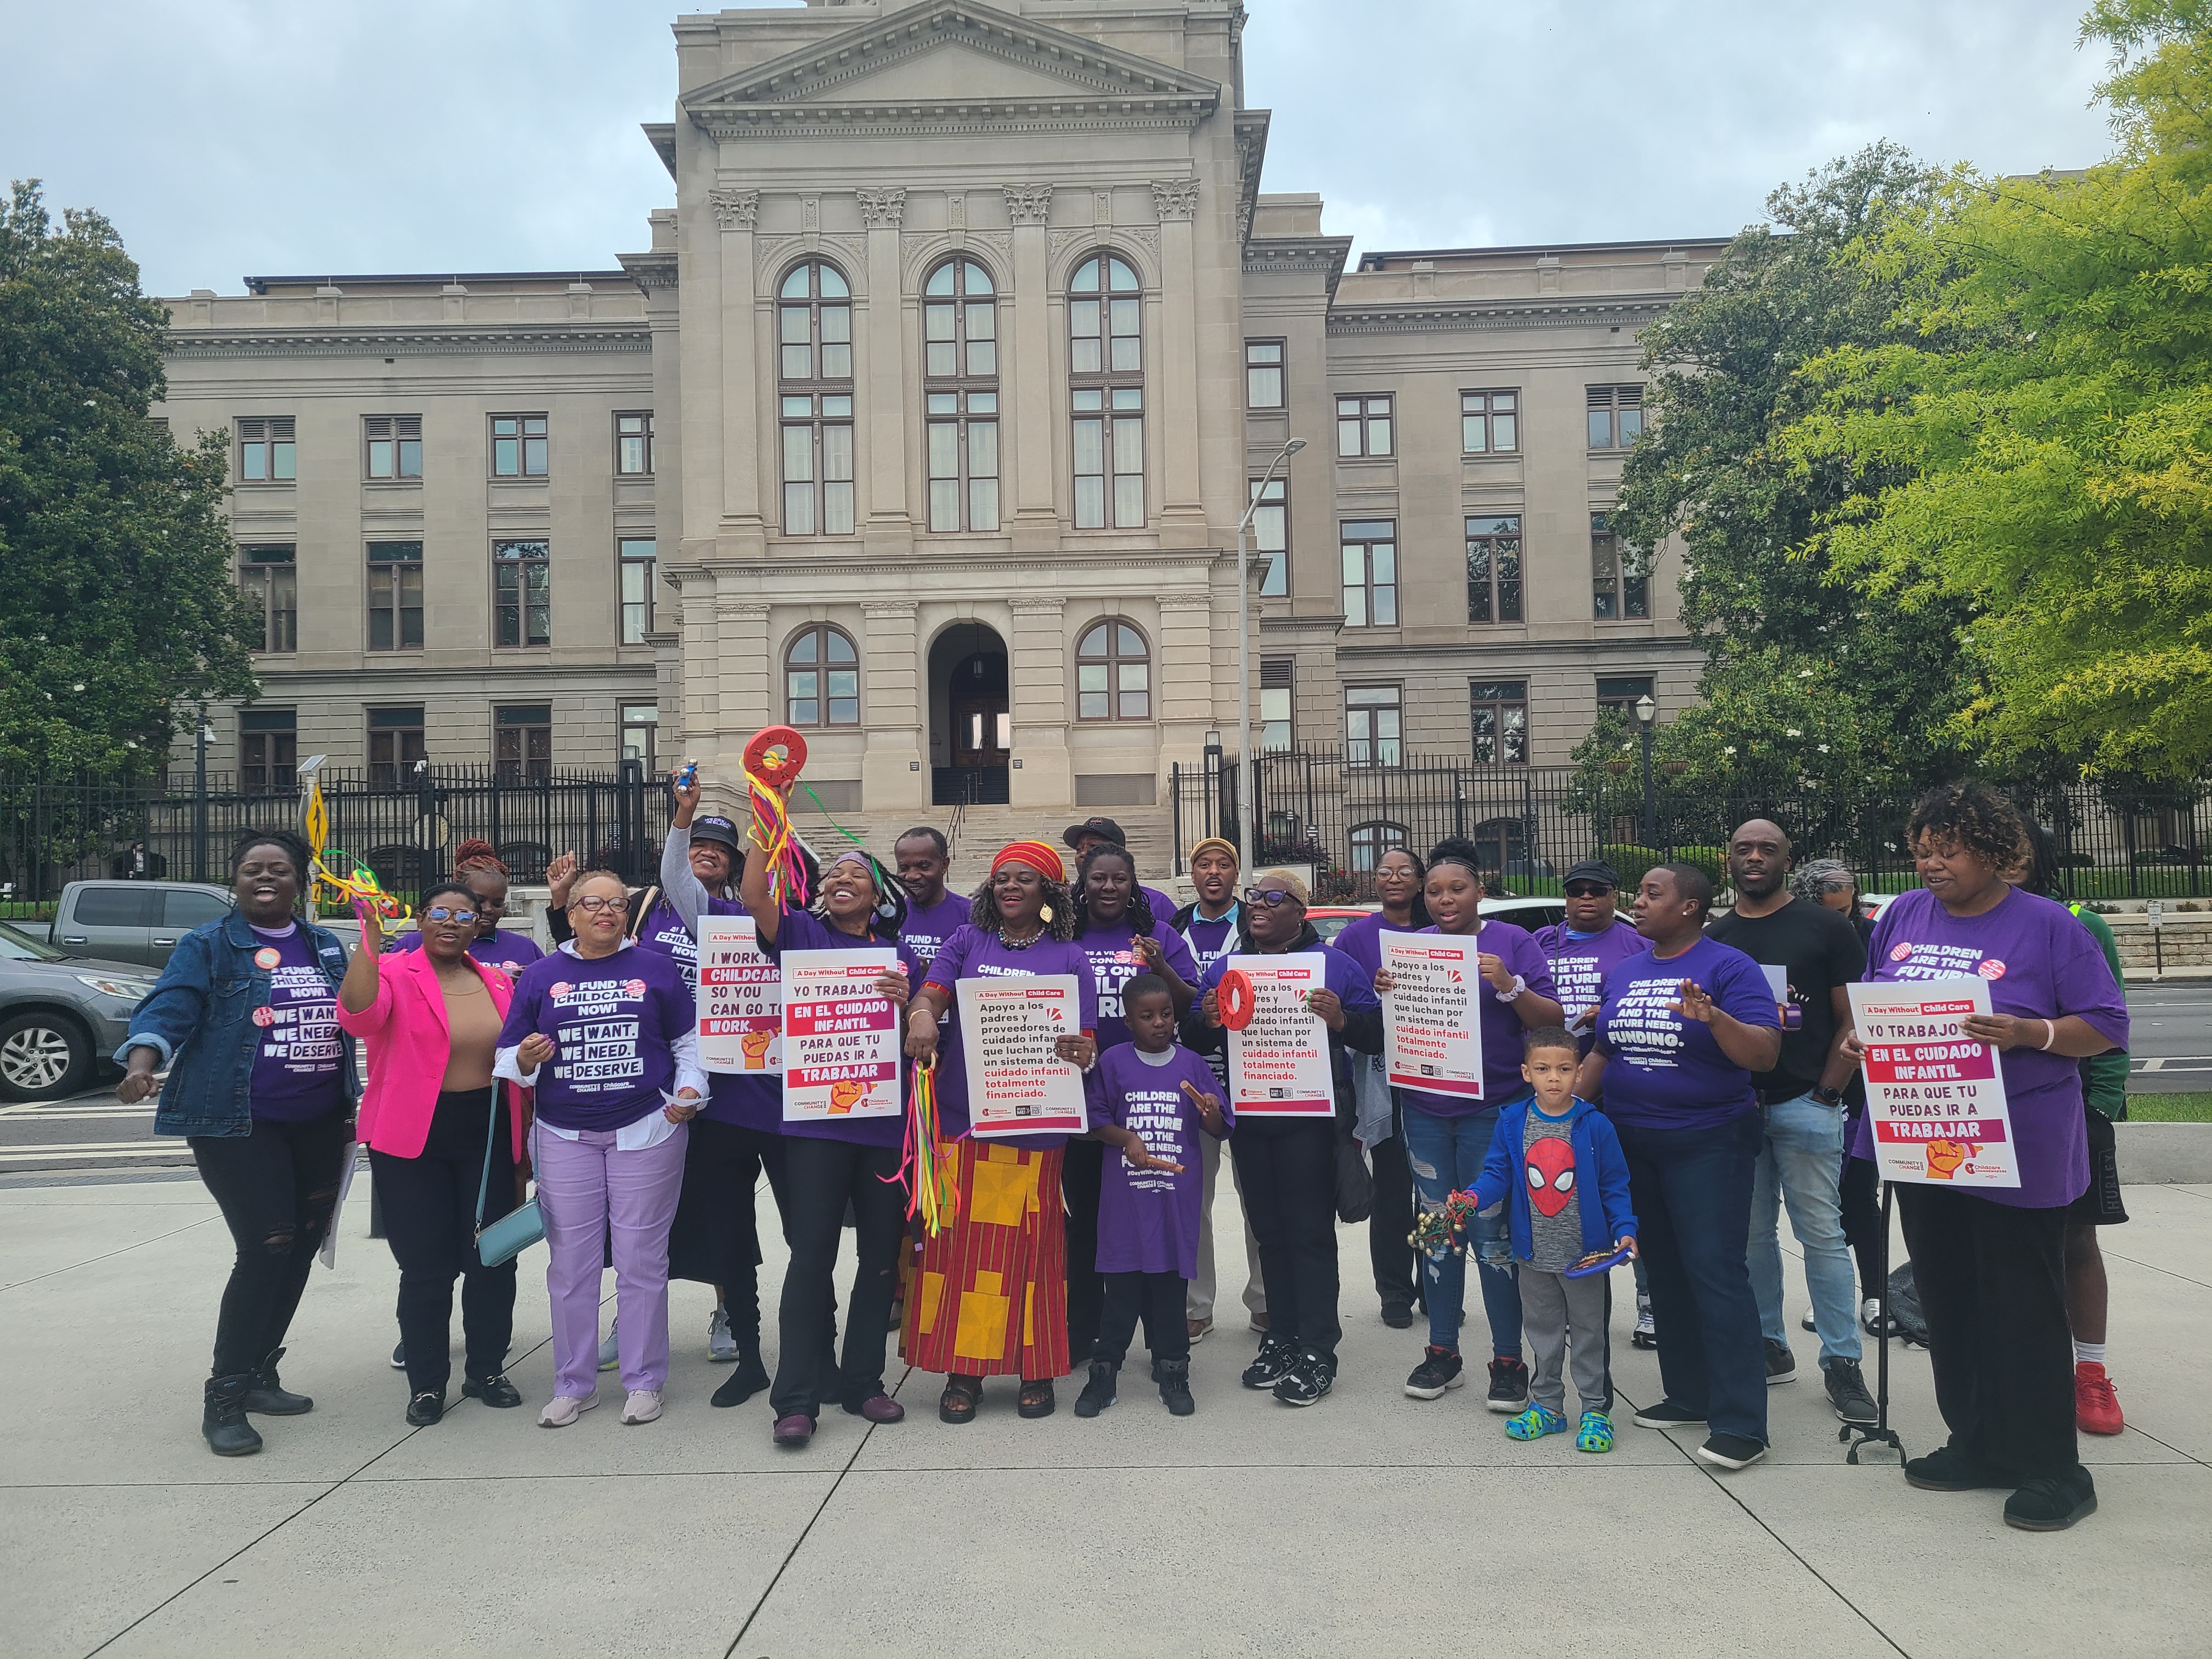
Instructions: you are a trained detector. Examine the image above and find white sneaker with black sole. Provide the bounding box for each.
[708,1306,737,1363]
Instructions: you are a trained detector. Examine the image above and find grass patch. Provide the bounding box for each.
[2125,1092,2212,1122]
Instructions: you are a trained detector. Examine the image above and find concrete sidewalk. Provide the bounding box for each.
[3,1172,2207,1659]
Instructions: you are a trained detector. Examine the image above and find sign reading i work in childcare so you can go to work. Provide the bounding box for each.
[960,974,1089,1137]
[1224,952,1336,1116]
[1381,934,1485,1101]
[781,946,901,1121]
[696,916,781,1075]
[1847,976,2019,1188]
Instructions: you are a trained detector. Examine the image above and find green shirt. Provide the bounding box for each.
[2069,904,2130,1120]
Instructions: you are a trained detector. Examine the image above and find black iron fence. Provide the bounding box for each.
[1,767,666,906]
[1170,748,2212,902]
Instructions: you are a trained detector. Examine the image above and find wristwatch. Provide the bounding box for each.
[1809,1085,1844,1107]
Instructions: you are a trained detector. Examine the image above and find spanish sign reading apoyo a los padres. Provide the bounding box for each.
[1224,952,1335,1117]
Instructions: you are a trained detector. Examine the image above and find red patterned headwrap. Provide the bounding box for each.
[991,840,1065,882]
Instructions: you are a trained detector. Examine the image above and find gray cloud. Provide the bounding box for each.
[1,0,2115,296]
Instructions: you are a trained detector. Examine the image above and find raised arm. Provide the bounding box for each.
[337,905,391,1019]
[659,766,713,938]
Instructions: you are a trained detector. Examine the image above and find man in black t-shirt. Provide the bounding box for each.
[1707,820,1876,1429]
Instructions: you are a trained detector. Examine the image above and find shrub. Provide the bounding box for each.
[1599,844,1668,891]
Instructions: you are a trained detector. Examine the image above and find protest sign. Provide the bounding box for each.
[697,915,781,1074]
[1848,976,2019,1188]
[1382,934,1484,1100]
[959,974,1090,1136]
[781,946,901,1121]
[1224,952,1334,1117]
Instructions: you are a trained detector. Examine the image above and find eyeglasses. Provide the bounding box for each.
[571,894,626,913]
[423,906,479,923]
[1563,884,1611,900]
[1243,887,1304,909]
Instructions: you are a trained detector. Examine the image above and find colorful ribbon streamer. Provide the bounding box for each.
[898,1057,960,1239]
[302,779,408,922]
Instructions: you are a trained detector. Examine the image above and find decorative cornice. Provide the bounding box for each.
[1009,595,1068,613]
[1327,298,1674,335]
[708,187,759,230]
[856,187,907,230]
[163,324,650,359]
[1149,179,1200,222]
[619,250,680,294]
[1002,184,1053,226]
[1232,109,1269,249]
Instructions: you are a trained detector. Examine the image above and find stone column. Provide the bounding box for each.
[1004,185,1057,533]
[859,188,909,526]
[1008,594,1069,810]
[708,187,761,531]
[1152,179,1203,524]
[861,599,924,812]
[715,595,771,751]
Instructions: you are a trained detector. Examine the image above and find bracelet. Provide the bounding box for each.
[1493,974,1527,1004]
[2039,1018,2058,1052]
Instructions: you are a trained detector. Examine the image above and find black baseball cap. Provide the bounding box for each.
[692,815,743,854]
[1062,816,1127,849]
[1563,859,1620,890]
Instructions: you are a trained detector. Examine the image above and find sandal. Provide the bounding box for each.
[1017,1379,1057,1419]
[938,1375,981,1425]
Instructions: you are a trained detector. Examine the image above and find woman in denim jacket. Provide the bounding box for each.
[116,830,360,1457]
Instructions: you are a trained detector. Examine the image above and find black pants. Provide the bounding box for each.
[1063,1135,1105,1363]
[1898,1183,2083,1485]
[771,1137,902,1419]
[668,1117,785,1352]
[368,1086,516,1398]
[1096,1271,1189,1369]
[1368,1094,1418,1312]
[189,1108,352,1378]
[1838,1142,1883,1298]
[1234,1119,1341,1358]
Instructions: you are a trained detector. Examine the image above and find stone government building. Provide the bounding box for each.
[157,0,1717,870]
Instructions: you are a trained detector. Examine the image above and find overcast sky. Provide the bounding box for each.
[3,0,2117,296]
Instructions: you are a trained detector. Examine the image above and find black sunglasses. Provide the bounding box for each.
[1243,887,1304,909]
[1563,884,1612,899]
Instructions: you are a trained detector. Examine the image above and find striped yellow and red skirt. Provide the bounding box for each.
[900,1138,1069,1380]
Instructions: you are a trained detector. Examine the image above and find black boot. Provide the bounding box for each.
[202,1374,263,1457]
[1074,1358,1118,1419]
[1155,1357,1195,1417]
[244,1346,313,1415]
[712,1347,771,1409]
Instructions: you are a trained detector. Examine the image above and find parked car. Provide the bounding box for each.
[36,881,236,969]
[0,921,160,1101]
[1305,905,1371,943]
[1304,896,1571,943]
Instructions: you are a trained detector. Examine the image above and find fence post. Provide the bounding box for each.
[193,725,210,884]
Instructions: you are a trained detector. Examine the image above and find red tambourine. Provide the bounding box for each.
[743,725,809,784]
[1217,968,1257,1031]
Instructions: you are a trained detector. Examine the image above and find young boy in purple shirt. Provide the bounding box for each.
[1075,976,1231,1419]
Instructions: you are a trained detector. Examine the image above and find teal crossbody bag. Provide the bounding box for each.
[476,1089,544,1267]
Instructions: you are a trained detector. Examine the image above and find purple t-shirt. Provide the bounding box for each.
[1594,934,1778,1131]
[498,945,695,1133]
[396,929,545,980]
[762,908,920,1149]
[692,893,782,1133]
[1532,918,1651,1054]
[1077,914,1200,1054]
[899,893,974,974]
[635,894,703,986]
[1855,886,2129,1210]
[1329,910,1420,984]
[1094,1042,1233,1277]
[1393,921,1559,1119]
[246,923,345,1122]
[1176,906,1242,981]
[923,924,1101,1148]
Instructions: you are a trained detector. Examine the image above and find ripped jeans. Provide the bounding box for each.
[1404,1101,1523,1358]
[189,1108,352,1378]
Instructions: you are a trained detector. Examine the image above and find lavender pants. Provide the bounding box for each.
[534,1122,689,1398]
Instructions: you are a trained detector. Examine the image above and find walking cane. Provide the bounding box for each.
[1842,1178,1905,1466]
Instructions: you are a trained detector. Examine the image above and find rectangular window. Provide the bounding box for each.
[620,704,658,771]
[491,414,548,478]
[1587,385,1645,451]
[1591,512,1651,619]
[618,538,656,644]
[492,540,551,647]
[236,417,295,483]
[364,415,422,479]
[1346,684,1402,769]
[1336,394,1393,458]
[1249,476,1289,596]
[1340,520,1397,628]
[1465,515,1523,624]
[1072,387,1144,529]
[493,704,552,785]
[926,391,1000,533]
[1596,675,1656,721]
[616,412,652,477]
[1462,390,1519,454]
[1470,680,1529,765]
[782,395,855,536]
[366,541,424,651]
[366,706,426,787]
[239,545,296,653]
[238,708,296,795]
[1246,340,1284,410]
[1260,658,1294,752]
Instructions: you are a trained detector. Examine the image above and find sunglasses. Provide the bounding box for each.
[571,894,626,913]
[423,906,479,923]
[1243,887,1304,909]
[1563,884,1612,899]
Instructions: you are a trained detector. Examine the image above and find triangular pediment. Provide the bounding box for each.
[684,1,1218,138]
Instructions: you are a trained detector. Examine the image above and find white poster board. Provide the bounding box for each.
[697,915,781,1075]
[1382,935,1485,1101]
[959,974,1090,1137]
[781,946,902,1122]
[1848,976,2019,1188]
[1224,952,1335,1118]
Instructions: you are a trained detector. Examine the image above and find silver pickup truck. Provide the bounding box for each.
[20,881,239,968]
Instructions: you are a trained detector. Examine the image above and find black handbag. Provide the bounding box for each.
[1333,1119,1375,1224]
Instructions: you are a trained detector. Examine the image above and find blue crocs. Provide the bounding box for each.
[1504,1403,1569,1441]
[1576,1410,1615,1453]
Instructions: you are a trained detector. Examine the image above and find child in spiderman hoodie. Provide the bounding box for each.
[1448,1026,1637,1452]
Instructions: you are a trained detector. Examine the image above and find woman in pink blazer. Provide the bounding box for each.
[338,879,531,1425]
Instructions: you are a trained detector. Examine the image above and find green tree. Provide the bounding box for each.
[1786,2,2212,781]
[0,179,257,781]
[1612,143,1978,793]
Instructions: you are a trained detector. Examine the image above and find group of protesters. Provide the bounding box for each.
[117,770,2128,1531]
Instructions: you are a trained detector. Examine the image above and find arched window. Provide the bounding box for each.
[923,258,1000,533]
[1348,821,1409,873]
[1069,254,1143,529]
[777,262,855,536]
[785,624,859,726]
[1076,618,1149,721]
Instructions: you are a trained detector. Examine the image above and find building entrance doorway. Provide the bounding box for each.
[929,622,1009,805]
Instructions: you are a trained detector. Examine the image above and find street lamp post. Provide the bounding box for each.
[1634,693,1657,848]
[1236,436,1305,866]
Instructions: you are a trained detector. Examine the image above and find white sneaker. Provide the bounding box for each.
[1801,1308,1817,1333]
[708,1305,737,1363]
[597,1321,620,1372]
[620,1389,663,1425]
[1632,1295,1657,1350]
[538,1391,598,1428]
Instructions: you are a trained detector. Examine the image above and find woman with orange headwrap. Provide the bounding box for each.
[900,842,1099,1423]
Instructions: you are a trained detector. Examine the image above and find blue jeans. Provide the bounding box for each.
[1614,1111,1767,1446]
[1404,1101,1523,1358]
[1748,1091,1861,1363]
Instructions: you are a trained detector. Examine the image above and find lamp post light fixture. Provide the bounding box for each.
[1235,436,1305,865]
[1634,693,1657,848]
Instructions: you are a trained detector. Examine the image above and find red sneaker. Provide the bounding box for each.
[2075,1362,2124,1436]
